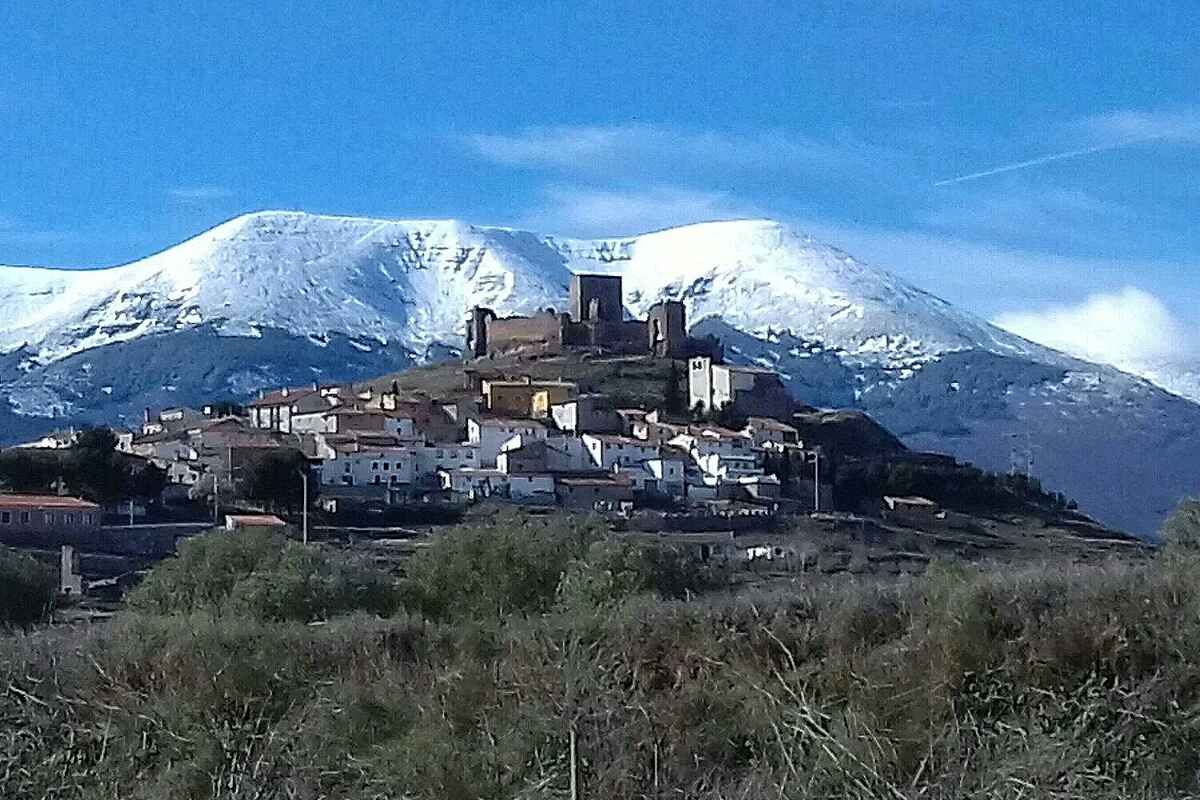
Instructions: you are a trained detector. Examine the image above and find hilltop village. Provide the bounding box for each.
[0,271,1132,599]
[109,275,818,518]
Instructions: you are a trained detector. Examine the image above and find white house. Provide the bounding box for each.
[467,417,550,467]
[668,426,762,485]
[581,434,660,471]
[326,448,417,488]
[412,443,479,476]
[744,417,802,451]
[688,356,793,418]
[508,473,556,503]
[439,468,509,501]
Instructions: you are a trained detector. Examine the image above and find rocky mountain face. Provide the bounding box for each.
[0,211,1195,536]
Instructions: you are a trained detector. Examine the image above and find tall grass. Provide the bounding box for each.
[2,520,1199,798]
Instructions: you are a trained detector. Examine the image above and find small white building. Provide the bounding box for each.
[744,417,802,451]
[467,417,550,467]
[582,434,660,471]
[439,468,509,501]
[669,426,763,485]
[688,357,793,418]
[508,474,556,503]
[327,448,417,488]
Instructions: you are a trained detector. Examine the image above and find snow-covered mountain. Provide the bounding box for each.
[0,211,1196,536]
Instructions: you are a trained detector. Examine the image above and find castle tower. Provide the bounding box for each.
[569,274,624,323]
[647,300,687,358]
[465,306,495,359]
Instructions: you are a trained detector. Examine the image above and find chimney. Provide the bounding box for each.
[143,407,150,424]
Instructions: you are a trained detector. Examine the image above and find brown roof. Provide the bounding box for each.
[247,387,319,408]
[746,417,799,433]
[475,416,548,428]
[0,495,100,510]
[227,514,288,527]
[556,475,634,488]
[585,434,658,446]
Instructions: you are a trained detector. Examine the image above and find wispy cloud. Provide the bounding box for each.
[993,287,1197,369]
[512,184,761,237]
[466,123,891,179]
[934,106,1200,187]
[167,185,235,203]
[1084,107,1200,144]
[933,142,1131,186]
[919,184,1136,247]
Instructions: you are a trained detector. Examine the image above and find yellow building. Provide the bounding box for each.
[482,380,577,418]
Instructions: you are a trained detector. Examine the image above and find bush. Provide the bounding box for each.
[400,512,606,620]
[1162,498,1200,552]
[557,538,727,610]
[0,547,56,628]
[128,528,400,621]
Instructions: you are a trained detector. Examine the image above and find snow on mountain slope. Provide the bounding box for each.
[0,212,576,365]
[0,212,1052,372]
[556,219,1061,369]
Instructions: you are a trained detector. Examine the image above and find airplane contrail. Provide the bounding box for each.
[933,141,1137,186]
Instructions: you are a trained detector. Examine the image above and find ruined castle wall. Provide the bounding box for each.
[485,313,565,354]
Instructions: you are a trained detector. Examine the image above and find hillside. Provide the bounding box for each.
[0,212,1198,535]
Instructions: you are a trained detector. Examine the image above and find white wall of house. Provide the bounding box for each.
[439,468,508,499]
[581,435,659,471]
[509,474,556,503]
[327,449,417,487]
[413,443,479,476]
[468,419,548,467]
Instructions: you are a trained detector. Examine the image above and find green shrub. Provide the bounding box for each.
[0,547,56,629]
[557,538,727,610]
[128,528,399,621]
[400,513,606,620]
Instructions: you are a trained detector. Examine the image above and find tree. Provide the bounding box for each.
[1162,499,1200,553]
[243,449,311,512]
[664,360,685,415]
[0,548,56,628]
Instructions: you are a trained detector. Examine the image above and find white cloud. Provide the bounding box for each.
[466,124,890,179]
[993,287,1196,369]
[167,185,234,202]
[1083,107,1200,145]
[513,184,761,238]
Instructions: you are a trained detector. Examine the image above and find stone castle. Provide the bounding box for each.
[466,274,713,360]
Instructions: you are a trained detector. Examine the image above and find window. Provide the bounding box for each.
[372,461,379,471]
[344,462,351,473]
[383,462,390,471]
[84,513,93,525]
[44,512,55,525]
[0,511,9,524]
[65,513,75,525]
[19,511,29,525]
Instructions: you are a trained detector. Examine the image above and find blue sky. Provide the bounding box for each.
[1,1,1196,366]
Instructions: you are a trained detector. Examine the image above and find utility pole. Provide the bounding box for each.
[213,472,219,526]
[569,725,579,800]
[297,468,309,545]
[811,447,821,513]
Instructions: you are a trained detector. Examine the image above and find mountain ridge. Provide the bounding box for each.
[0,210,1196,536]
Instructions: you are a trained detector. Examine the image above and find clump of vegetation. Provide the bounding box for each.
[4,513,1200,798]
[129,528,400,621]
[0,547,56,629]
[1162,497,1200,553]
[0,426,166,503]
[835,457,1076,513]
